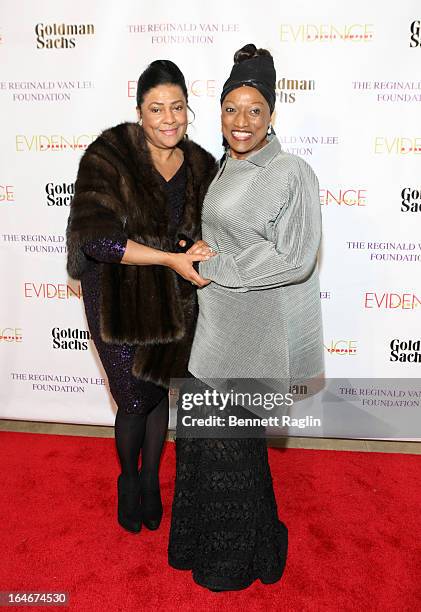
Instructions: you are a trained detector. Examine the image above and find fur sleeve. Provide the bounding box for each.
[66,141,128,279]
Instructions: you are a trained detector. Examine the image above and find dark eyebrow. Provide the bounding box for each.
[148,99,185,106]
[223,100,265,106]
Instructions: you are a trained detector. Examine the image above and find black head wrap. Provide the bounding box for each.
[220,49,276,113]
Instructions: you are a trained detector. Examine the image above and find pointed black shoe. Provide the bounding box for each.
[117,474,142,533]
[139,472,163,531]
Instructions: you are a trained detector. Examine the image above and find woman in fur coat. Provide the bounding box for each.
[66,60,216,534]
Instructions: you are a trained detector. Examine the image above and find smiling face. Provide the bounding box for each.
[137,84,188,151]
[221,85,272,159]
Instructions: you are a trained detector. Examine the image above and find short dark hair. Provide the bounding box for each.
[136,60,188,107]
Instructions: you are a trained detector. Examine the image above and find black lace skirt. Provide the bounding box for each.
[168,432,288,591]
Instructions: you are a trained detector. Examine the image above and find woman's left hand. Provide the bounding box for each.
[178,239,217,257]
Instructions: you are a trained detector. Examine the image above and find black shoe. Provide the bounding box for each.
[139,471,163,531]
[117,474,142,533]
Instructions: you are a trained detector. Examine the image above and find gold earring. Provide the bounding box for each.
[138,118,143,127]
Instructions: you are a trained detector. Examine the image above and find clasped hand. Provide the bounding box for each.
[172,239,217,287]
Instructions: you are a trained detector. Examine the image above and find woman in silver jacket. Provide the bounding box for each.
[169,44,324,591]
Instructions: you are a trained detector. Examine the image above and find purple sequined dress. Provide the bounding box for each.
[80,162,186,415]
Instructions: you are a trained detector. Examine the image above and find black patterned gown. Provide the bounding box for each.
[169,319,288,591]
[169,428,288,590]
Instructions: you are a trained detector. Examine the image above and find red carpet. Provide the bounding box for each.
[1,432,420,611]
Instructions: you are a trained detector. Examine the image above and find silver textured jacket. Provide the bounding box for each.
[189,135,324,383]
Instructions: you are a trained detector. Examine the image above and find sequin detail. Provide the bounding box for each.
[83,235,128,263]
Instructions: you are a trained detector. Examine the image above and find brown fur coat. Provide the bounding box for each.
[66,122,216,387]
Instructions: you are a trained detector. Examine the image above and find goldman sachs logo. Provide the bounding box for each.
[401,187,421,212]
[276,78,315,103]
[46,182,74,206]
[410,20,421,47]
[35,23,94,49]
[52,327,91,350]
[390,339,421,363]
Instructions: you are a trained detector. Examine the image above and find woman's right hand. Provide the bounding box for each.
[166,252,212,287]
[178,239,216,258]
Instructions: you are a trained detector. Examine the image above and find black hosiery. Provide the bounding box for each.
[114,408,146,479]
[141,395,169,490]
[114,394,169,484]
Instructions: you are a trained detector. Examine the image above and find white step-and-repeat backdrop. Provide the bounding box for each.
[1,1,420,430]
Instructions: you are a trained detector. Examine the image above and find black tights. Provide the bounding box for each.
[114,395,169,490]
